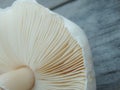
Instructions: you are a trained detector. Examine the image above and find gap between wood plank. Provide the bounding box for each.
[50,0,77,10]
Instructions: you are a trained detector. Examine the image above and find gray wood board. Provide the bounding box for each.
[0,0,15,8]
[54,0,120,90]
[36,0,69,9]
[0,0,70,9]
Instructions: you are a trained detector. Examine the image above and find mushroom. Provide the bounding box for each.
[0,0,96,90]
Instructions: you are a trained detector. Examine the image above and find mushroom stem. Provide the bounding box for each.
[0,67,35,90]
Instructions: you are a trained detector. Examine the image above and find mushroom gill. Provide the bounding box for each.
[0,0,96,90]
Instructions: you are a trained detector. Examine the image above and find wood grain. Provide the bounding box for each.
[0,0,15,8]
[0,0,70,9]
[36,0,70,9]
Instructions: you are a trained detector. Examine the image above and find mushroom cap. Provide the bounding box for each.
[0,0,96,90]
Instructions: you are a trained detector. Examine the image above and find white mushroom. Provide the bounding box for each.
[0,0,96,90]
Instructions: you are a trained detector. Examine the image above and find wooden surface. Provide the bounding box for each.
[36,0,70,9]
[0,0,120,90]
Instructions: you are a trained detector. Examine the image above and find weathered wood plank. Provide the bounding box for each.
[0,0,70,9]
[36,0,69,9]
[0,0,15,8]
[54,0,120,90]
